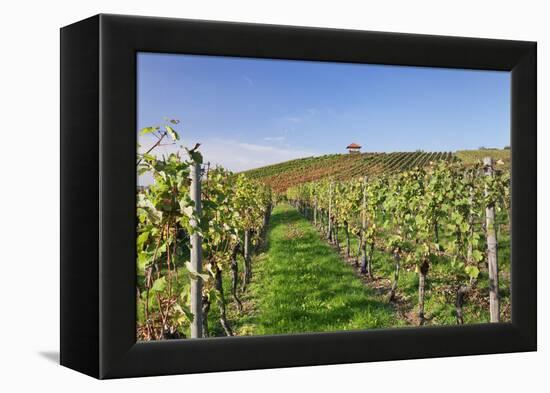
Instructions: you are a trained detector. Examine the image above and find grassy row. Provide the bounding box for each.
[227,204,402,335]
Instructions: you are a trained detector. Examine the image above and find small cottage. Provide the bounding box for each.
[346,143,362,154]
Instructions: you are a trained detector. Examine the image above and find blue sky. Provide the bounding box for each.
[138,52,510,173]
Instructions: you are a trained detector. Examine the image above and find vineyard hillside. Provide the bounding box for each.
[243,149,509,192]
[455,148,511,166]
[243,151,452,192]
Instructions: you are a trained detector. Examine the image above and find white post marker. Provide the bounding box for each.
[484,156,500,323]
[190,161,203,338]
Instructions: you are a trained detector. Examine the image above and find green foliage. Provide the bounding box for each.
[140,126,159,135]
[285,159,510,323]
[136,118,510,335]
[455,149,510,166]
[136,120,272,339]
[165,125,180,141]
[151,277,166,292]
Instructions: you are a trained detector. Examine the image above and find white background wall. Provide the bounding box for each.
[0,0,546,390]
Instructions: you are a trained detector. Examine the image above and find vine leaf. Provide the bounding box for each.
[151,277,166,292]
[465,265,480,280]
[165,125,180,141]
[140,126,158,135]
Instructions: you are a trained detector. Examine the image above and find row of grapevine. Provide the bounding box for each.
[136,120,272,340]
[244,154,342,180]
[245,151,455,192]
[286,159,510,325]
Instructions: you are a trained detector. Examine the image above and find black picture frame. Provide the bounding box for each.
[60,14,536,379]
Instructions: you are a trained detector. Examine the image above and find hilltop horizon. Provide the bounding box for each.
[237,146,510,174]
[138,53,509,178]
[241,148,510,192]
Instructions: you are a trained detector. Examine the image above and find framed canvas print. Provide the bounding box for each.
[60,14,536,379]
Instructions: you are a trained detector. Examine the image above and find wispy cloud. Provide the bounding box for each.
[206,138,316,171]
[263,136,286,142]
[281,107,319,123]
[243,76,254,87]
[306,108,319,115]
[138,136,318,185]
[282,116,302,123]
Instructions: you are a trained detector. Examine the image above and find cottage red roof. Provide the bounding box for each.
[346,143,362,149]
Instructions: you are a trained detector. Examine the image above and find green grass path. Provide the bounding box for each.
[235,204,401,336]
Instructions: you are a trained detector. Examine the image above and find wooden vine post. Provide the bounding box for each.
[243,229,251,285]
[327,182,333,242]
[190,161,203,338]
[484,157,500,323]
[360,176,368,275]
[313,195,318,226]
